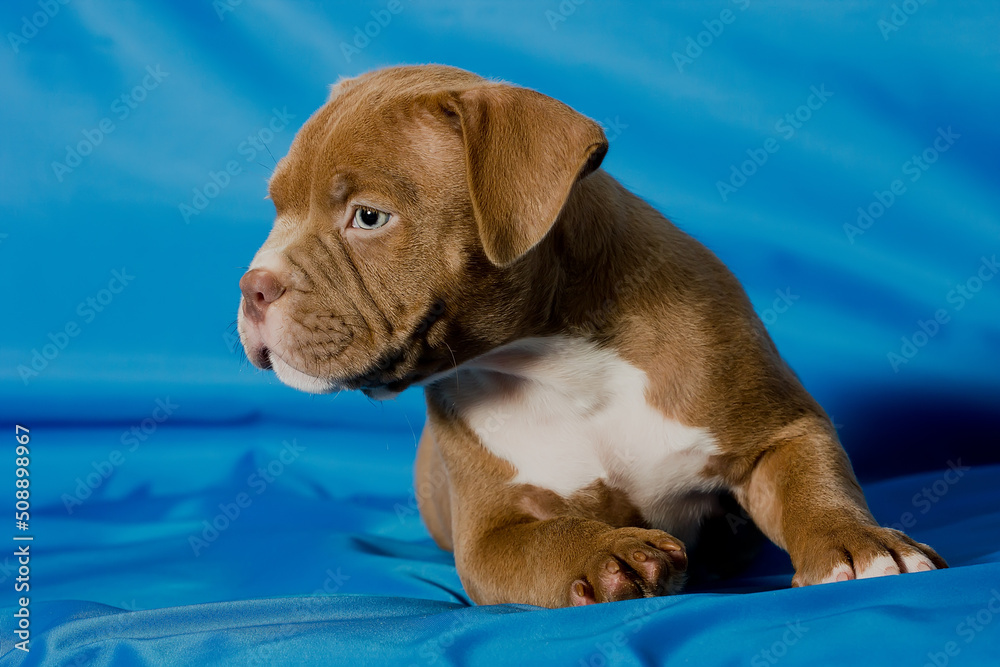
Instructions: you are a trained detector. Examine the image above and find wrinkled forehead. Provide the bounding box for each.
[266,96,391,208]
[268,71,468,213]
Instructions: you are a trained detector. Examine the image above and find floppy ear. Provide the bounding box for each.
[442,85,608,267]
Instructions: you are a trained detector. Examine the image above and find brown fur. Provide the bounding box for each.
[238,65,945,609]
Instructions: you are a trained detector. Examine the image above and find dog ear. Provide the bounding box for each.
[441,85,608,267]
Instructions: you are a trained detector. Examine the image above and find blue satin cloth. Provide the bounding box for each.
[2,417,999,665]
[2,1,998,665]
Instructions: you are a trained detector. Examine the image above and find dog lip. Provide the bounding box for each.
[358,376,417,399]
[341,375,404,392]
[332,298,447,394]
[341,369,422,395]
[245,344,273,370]
[359,386,388,399]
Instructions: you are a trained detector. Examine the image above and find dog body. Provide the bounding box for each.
[238,65,944,608]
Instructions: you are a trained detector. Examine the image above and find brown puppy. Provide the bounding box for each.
[237,65,945,608]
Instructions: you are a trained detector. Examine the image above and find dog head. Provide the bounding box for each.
[237,65,608,398]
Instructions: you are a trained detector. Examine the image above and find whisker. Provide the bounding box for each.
[263,142,278,167]
[402,411,419,449]
[444,341,460,396]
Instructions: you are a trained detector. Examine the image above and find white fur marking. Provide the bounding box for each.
[451,337,722,531]
[900,552,935,574]
[819,563,855,584]
[855,554,900,579]
[270,351,335,394]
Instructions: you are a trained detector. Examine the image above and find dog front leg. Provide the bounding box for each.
[735,416,947,586]
[426,406,687,608]
[454,514,688,608]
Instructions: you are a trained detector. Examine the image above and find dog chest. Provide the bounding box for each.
[449,336,722,523]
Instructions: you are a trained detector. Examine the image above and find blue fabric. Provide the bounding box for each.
[2,1,999,665]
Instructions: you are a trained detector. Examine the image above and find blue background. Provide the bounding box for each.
[1,1,998,665]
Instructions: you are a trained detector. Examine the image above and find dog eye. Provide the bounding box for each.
[352,207,391,230]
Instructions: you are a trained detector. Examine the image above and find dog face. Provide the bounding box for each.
[237,65,607,397]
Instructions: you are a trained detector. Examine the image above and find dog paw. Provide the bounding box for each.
[791,524,947,587]
[568,527,687,606]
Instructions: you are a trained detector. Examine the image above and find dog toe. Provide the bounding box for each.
[815,562,856,585]
[854,554,900,579]
[899,550,937,573]
[569,579,597,606]
[573,528,687,604]
[793,525,946,587]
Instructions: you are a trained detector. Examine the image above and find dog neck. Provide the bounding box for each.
[517,169,673,340]
[431,169,685,381]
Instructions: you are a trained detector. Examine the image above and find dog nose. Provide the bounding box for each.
[240,268,286,323]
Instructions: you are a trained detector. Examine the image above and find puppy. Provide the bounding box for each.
[237,65,945,608]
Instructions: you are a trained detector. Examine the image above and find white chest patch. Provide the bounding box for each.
[445,336,723,530]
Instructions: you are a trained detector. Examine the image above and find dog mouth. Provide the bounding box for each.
[240,295,449,398]
[250,326,440,397]
[250,345,274,371]
[353,378,415,400]
[335,352,430,397]
[245,330,430,397]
